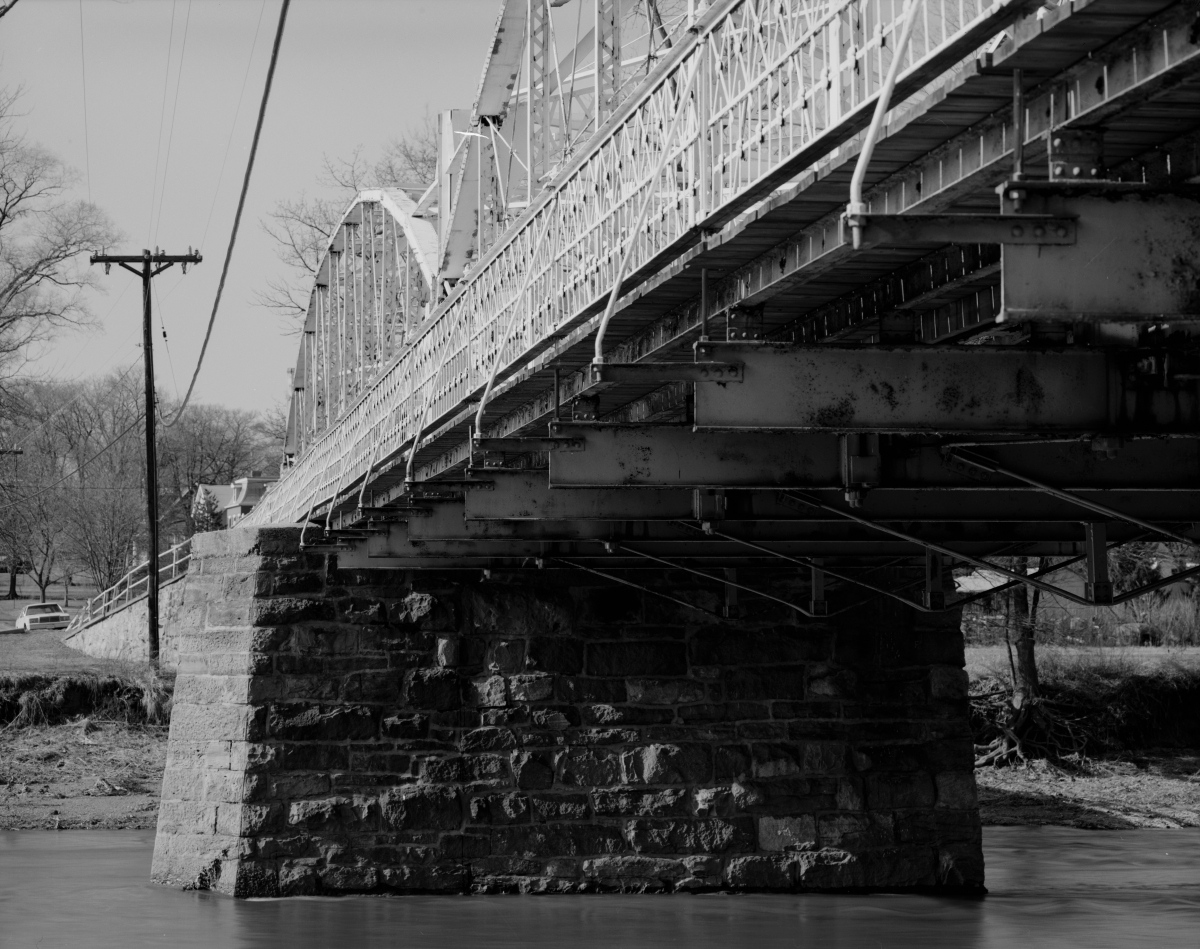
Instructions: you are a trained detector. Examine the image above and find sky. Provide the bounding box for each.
[0,0,500,414]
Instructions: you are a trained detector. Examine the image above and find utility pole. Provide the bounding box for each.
[91,249,201,666]
[0,448,23,599]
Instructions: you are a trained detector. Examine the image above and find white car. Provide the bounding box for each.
[15,602,71,632]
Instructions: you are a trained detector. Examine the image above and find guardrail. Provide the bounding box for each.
[65,539,192,634]
[249,0,1021,527]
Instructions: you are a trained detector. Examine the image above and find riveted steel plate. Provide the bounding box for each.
[693,343,1116,433]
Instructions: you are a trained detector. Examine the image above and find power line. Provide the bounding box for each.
[153,0,193,247]
[77,0,92,204]
[201,0,268,250]
[10,359,141,452]
[147,0,179,246]
[0,413,145,513]
[162,0,290,429]
[151,279,180,400]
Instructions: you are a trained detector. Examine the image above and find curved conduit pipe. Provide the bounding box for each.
[846,0,923,250]
[592,56,703,365]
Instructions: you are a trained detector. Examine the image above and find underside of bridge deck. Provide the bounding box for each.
[154,0,1200,896]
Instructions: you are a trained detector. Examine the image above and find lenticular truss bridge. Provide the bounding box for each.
[248,0,1200,616]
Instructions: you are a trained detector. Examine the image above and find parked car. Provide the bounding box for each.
[15,602,71,632]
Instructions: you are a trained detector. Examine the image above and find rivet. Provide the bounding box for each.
[1072,166,1081,176]
[1054,165,1065,176]
[1055,226,1068,238]
[1033,226,1045,238]
[1011,225,1024,238]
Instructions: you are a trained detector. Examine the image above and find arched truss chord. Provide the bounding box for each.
[285,190,438,458]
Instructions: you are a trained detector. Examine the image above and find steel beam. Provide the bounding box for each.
[549,425,1200,488]
[692,342,1200,435]
[1001,186,1200,322]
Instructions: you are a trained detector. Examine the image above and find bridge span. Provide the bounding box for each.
[153,0,1200,896]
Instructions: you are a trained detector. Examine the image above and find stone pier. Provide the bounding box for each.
[151,526,982,896]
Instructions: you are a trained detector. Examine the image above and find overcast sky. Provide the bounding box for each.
[1,0,498,414]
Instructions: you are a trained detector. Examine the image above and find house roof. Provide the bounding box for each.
[194,484,237,511]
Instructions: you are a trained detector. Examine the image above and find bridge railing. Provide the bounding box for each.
[66,539,192,634]
[250,0,1016,527]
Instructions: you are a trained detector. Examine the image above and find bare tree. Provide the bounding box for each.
[156,400,278,539]
[0,88,120,379]
[257,115,438,322]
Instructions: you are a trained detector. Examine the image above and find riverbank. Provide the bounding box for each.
[1,628,171,830]
[0,722,164,830]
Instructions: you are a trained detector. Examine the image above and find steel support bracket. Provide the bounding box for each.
[849,213,1076,247]
[589,362,743,384]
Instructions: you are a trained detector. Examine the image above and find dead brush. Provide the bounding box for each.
[1,671,175,728]
[972,650,1200,767]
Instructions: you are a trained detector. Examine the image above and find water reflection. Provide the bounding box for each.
[1,828,1197,948]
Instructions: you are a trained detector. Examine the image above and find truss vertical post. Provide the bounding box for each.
[1085,522,1113,604]
[527,0,551,201]
[595,0,621,129]
[925,550,947,610]
[809,560,827,616]
[697,32,711,217]
[1012,67,1025,181]
[723,567,738,618]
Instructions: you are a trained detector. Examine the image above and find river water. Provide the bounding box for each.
[1,827,1198,948]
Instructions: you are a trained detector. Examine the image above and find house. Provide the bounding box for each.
[192,471,277,530]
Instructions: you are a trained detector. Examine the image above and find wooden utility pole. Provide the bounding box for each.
[90,249,201,666]
[0,448,23,599]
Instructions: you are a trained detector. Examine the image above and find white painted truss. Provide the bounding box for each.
[254,0,1015,527]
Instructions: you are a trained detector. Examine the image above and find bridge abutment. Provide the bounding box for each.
[151,526,982,896]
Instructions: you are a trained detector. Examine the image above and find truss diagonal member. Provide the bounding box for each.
[549,557,716,617]
[779,491,1094,607]
[607,540,819,617]
[947,448,1200,549]
[675,521,934,613]
[1112,561,1200,605]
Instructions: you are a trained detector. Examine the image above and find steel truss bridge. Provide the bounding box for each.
[247,0,1200,616]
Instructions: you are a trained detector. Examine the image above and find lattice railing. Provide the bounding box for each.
[65,539,191,634]
[251,0,1015,527]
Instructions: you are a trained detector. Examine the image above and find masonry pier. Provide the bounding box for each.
[151,527,981,896]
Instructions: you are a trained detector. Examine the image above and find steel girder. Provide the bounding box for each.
[545,427,1200,488]
[685,341,1200,434]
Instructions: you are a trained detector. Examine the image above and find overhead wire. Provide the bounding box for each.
[77,0,92,203]
[152,0,194,247]
[10,357,141,452]
[151,280,180,400]
[161,0,290,429]
[200,0,268,250]
[0,413,145,513]
[147,0,180,246]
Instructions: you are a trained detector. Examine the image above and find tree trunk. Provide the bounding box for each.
[1010,557,1040,707]
[6,565,15,599]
